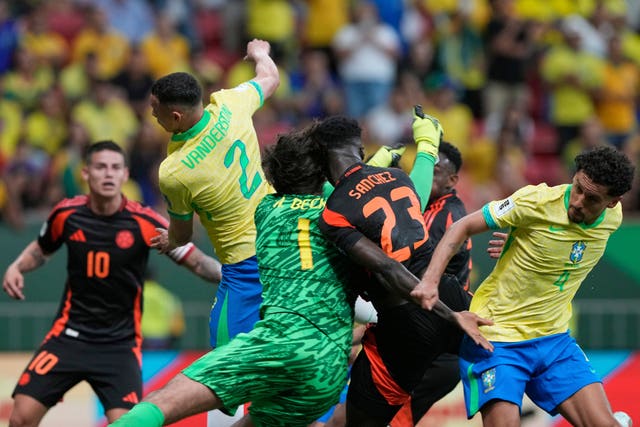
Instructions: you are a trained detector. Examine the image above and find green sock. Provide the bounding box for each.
[109,402,165,426]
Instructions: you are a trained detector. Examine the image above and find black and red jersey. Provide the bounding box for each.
[37,195,169,350]
[319,163,435,296]
[423,190,472,288]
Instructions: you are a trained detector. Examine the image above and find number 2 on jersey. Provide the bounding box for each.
[224,139,263,199]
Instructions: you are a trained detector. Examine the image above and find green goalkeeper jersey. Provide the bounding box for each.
[254,193,354,349]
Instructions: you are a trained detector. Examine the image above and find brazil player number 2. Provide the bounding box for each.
[224,139,263,199]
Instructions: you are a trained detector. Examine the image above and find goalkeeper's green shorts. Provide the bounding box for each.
[182,312,349,427]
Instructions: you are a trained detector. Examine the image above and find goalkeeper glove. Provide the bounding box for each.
[412,108,443,160]
[366,143,406,168]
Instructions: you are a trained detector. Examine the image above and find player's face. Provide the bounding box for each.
[568,170,620,224]
[150,94,180,133]
[82,149,129,199]
[430,154,457,202]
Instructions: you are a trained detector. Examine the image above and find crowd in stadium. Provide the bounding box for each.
[1,0,640,229]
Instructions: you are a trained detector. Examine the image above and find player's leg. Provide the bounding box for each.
[526,333,625,427]
[9,394,48,427]
[556,383,625,427]
[480,400,521,427]
[409,353,461,425]
[10,338,83,427]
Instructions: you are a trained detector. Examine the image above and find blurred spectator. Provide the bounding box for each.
[70,78,139,151]
[93,0,154,44]
[24,87,69,155]
[398,37,435,83]
[49,120,91,199]
[594,34,639,149]
[364,85,412,146]
[111,46,154,118]
[541,25,604,155]
[59,49,101,102]
[434,9,486,118]
[562,115,611,174]
[43,0,85,47]
[140,11,191,79]
[483,0,537,120]
[72,5,131,79]
[333,0,401,118]
[423,73,474,158]
[2,46,55,111]
[21,4,69,70]
[128,120,165,208]
[246,0,296,64]
[141,273,186,350]
[300,0,349,73]
[290,49,343,121]
[0,96,22,159]
[0,0,19,74]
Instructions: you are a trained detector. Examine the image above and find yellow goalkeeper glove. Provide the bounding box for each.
[366,143,406,168]
[412,105,443,160]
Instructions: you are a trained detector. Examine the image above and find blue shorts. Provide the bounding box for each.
[459,332,601,418]
[209,256,262,348]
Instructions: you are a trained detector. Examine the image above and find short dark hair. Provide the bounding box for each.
[309,115,362,152]
[574,146,635,197]
[150,72,202,108]
[262,128,326,195]
[85,140,127,165]
[439,141,462,173]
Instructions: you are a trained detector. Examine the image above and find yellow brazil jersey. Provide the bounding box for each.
[474,183,622,342]
[159,81,270,264]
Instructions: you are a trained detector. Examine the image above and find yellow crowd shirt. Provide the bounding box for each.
[159,81,270,265]
[475,183,622,342]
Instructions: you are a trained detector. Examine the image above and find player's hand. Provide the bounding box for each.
[150,228,171,254]
[487,232,508,259]
[3,264,25,300]
[410,277,440,310]
[366,143,406,168]
[245,39,271,61]
[454,311,494,352]
[412,105,443,159]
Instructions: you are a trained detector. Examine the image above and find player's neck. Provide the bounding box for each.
[88,193,123,216]
[177,107,204,133]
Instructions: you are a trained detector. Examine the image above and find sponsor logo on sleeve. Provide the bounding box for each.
[494,197,514,217]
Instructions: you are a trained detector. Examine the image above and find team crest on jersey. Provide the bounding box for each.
[570,241,586,264]
[481,368,496,393]
[116,230,135,249]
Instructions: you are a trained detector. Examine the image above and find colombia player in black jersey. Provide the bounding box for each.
[314,116,492,426]
[2,141,222,426]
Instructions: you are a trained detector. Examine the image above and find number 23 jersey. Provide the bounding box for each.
[37,195,169,345]
[319,163,434,295]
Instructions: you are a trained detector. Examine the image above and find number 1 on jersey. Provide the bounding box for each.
[297,218,313,270]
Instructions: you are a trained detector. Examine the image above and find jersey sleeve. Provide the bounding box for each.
[209,81,263,116]
[319,204,364,252]
[159,171,194,220]
[37,208,71,254]
[481,184,547,229]
[409,152,436,212]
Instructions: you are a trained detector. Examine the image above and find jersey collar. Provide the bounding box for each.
[336,162,364,186]
[171,110,212,142]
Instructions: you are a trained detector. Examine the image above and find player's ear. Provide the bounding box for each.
[81,165,89,182]
[606,196,621,209]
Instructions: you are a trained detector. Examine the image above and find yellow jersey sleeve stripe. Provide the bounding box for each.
[482,203,499,229]
[248,80,264,107]
[171,110,212,142]
[167,210,194,220]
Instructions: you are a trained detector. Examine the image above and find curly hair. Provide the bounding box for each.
[309,115,362,152]
[150,72,202,108]
[262,128,326,195]
[439,141,462,173]
[574,146,635,197]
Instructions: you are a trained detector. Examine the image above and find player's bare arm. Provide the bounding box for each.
[182,248,222,286]
[413,210,489,310]
[3,241,50,300]
[245,39,280,99]
[151,218,193,253]
[347,234,493,351]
